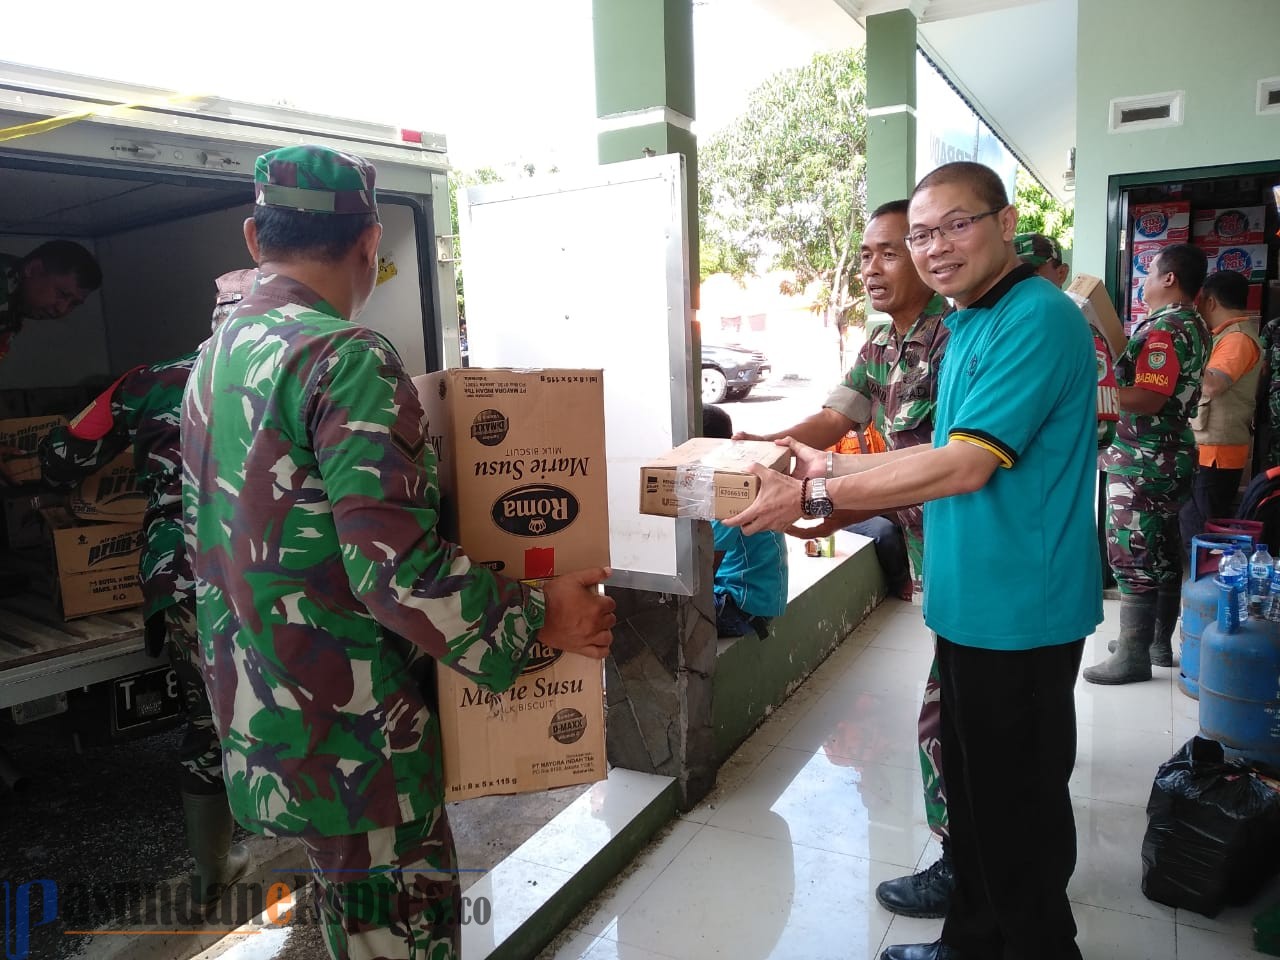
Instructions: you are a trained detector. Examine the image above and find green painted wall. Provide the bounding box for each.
[713,546,886,762]
[1074,0,1280,279]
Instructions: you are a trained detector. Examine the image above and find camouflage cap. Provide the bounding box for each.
[253,145,377,215]
[1014,232,1063,267]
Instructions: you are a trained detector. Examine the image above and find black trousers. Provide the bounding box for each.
[1179,464,1243,556]
[937,636,1085,960]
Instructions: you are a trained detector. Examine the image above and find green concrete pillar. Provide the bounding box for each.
[592,0,698,298]
[865,9,918,211]
[591,0,716,811]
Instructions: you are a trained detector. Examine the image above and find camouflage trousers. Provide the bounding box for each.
[300,804,461,960]
[1106,473,1191,595]
[162,602,223,795]
[900,507,924,594]
[919,655,947,840]
[1269,389,1280,469]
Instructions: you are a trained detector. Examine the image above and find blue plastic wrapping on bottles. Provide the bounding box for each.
[1218,577,1242,633]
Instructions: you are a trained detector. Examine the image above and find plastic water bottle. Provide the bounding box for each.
[1221,547,1248,622]
[1250,545,1274,618]
[1268,565,1280,622]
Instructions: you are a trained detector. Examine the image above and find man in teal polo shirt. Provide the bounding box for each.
[727,161,1101,960]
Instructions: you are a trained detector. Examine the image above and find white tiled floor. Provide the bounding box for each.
[542,598,1267,960]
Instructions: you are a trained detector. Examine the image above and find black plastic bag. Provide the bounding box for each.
[1142,736,1280,917]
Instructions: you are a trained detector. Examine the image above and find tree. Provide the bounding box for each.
[699,47,868,332]
[1014,167,1074,255]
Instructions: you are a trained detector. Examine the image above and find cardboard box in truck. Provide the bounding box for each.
[42,508,143,620]
[69,450,146,524]
[639,437,792,520]
[414,367,610,801]
[0,415,65,485]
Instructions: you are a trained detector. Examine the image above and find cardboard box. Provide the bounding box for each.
[1130,241,1168,278]
[1066,274,1128,359]
[1200,244,1269,282]
[0,415,65,485]
[42,508,143,619]
[1245,283,1264,320]
[69,450,146,523]
[1131,201,1191,243]
[435,643,607,802]
[415,367,610,801]
[1193,206,1267,246]
[415,368,610,580]
[639,437,792,520]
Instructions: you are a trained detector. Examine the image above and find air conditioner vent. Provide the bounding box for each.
[1259,77,1280,115]
[1109,91,1184,133]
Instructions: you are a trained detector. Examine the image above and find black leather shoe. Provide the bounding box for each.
[880,941,962,960]
[875,850,954,918]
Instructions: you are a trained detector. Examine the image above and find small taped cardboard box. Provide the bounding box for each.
[1066,274,1128,359]
[70,450,146,523]
[639,437,792,520]
[414,367,610,801]
[0,415,66,485]
[41,507,143,619]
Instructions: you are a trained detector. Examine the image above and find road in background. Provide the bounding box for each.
[711,374,836,440]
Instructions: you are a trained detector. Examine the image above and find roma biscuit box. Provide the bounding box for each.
[1131,201,1191,244]
[1193,206,1267,246]
[0,415,66,485]
[414,367,610,801]
[41,507,143,619]
[1199,244,1269,283]
[70,449,146,523]
[639,438,792,520]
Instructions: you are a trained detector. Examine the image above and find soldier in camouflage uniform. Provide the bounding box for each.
[1087,244,1210,685]
[181,145,616,960]
[1014,233,1120,451]
[0,241,101,367]
[1261,315,1280,469]
[737,200,955,920]
[39,269,255,910]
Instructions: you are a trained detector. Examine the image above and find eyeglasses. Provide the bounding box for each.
[904,208,1005,249]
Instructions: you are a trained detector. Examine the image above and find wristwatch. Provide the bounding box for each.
[802,477,835,519]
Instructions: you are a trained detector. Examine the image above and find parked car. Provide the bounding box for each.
[701,343,772,404]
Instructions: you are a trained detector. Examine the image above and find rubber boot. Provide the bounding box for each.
[181,791,252,911]
[1084,592,1156,685]
[874,841,954,918]
[1149,585,1181,667]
